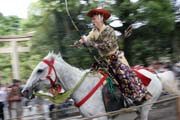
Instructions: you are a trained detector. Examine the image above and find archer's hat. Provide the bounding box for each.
[87,8,111,20]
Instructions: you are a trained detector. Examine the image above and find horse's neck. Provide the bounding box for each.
[54,57,106,105]
[54,58,87,90]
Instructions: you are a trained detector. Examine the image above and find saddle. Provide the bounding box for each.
[102,83,138,112]
[102,84,124,112]
[92,62,153,112]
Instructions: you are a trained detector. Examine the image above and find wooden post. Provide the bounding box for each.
[11,40,20,79]
[177,97,180,120]
[0,32,33,80]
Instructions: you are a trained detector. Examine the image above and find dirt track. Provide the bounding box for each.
[113,96,178,120]
[149,98,178,120]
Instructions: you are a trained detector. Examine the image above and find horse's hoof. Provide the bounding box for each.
[134,116,140,120]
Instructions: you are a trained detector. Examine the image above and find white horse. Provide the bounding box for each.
[22,52,179,120]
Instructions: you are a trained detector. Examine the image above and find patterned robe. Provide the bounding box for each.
[85,25,148,102]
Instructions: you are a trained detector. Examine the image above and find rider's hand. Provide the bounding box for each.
[79,39,84,44]
[79,35,87,44]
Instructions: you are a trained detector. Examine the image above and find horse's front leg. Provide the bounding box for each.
[79,97,108,120]
[139,105,151,120]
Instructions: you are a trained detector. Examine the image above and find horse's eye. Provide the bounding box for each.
[37,69,43,73]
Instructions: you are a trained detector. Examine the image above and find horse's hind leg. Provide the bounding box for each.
[138,105,152,120]
[134,109,141,120]
[134,104,152,120]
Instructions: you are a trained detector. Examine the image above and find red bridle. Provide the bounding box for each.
[42,58,108,107]
[42,58,61,93]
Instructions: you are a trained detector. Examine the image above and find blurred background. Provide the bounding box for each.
[0,0,180,119]
[0,0,180,83]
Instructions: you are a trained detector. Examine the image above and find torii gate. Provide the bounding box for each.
[0,32,33,79]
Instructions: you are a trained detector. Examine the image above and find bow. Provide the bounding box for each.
[65,0,80,36]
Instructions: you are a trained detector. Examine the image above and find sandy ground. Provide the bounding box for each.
[3,95,178,120]
[148,99,178,120]
[113,96,178,120]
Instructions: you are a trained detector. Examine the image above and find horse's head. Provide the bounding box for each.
[22,52,60,99]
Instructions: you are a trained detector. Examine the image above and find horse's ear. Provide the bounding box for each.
[57,52,62,57]
[47,51,55,59]
[51,50,54,55]
[47,51,52,57]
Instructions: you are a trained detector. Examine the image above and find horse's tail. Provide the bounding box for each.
[157,71,180,96]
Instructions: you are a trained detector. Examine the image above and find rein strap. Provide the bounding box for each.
[75,71,108,107]
[35,71,90,104]
[42,58,57,85]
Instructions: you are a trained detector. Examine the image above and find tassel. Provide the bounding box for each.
[106,77,115,94]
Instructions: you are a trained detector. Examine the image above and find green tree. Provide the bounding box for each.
[0,0,178,84]
[0,15,23,83]
[113,0,176,65]
[22,0,97,68]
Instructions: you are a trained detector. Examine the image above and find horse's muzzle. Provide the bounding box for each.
[21,89,35,99]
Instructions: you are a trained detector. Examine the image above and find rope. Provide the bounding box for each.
[6,94,179,120]
[78,94,179,120]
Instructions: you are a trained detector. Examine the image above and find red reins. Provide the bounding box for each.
[42,58,61,93]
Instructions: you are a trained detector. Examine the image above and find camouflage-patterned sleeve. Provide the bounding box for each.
[83,26,119,57]
[84,30,96,47]
[96,27,117,49]
[95,26,119,57]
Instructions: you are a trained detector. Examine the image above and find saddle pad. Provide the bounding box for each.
[132,66,154,86]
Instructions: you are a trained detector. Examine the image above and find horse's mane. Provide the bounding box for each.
[46,51,88,72]
[44,51,62,61]
[42,52,63,66]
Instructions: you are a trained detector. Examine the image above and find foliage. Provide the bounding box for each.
[22,0,95,68]
[0,0,179,83]
[113,0,176,65]
[0,16,23,83]
[0,16,21,35]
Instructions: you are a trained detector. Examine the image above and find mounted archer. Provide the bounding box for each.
[79,8,152,106]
